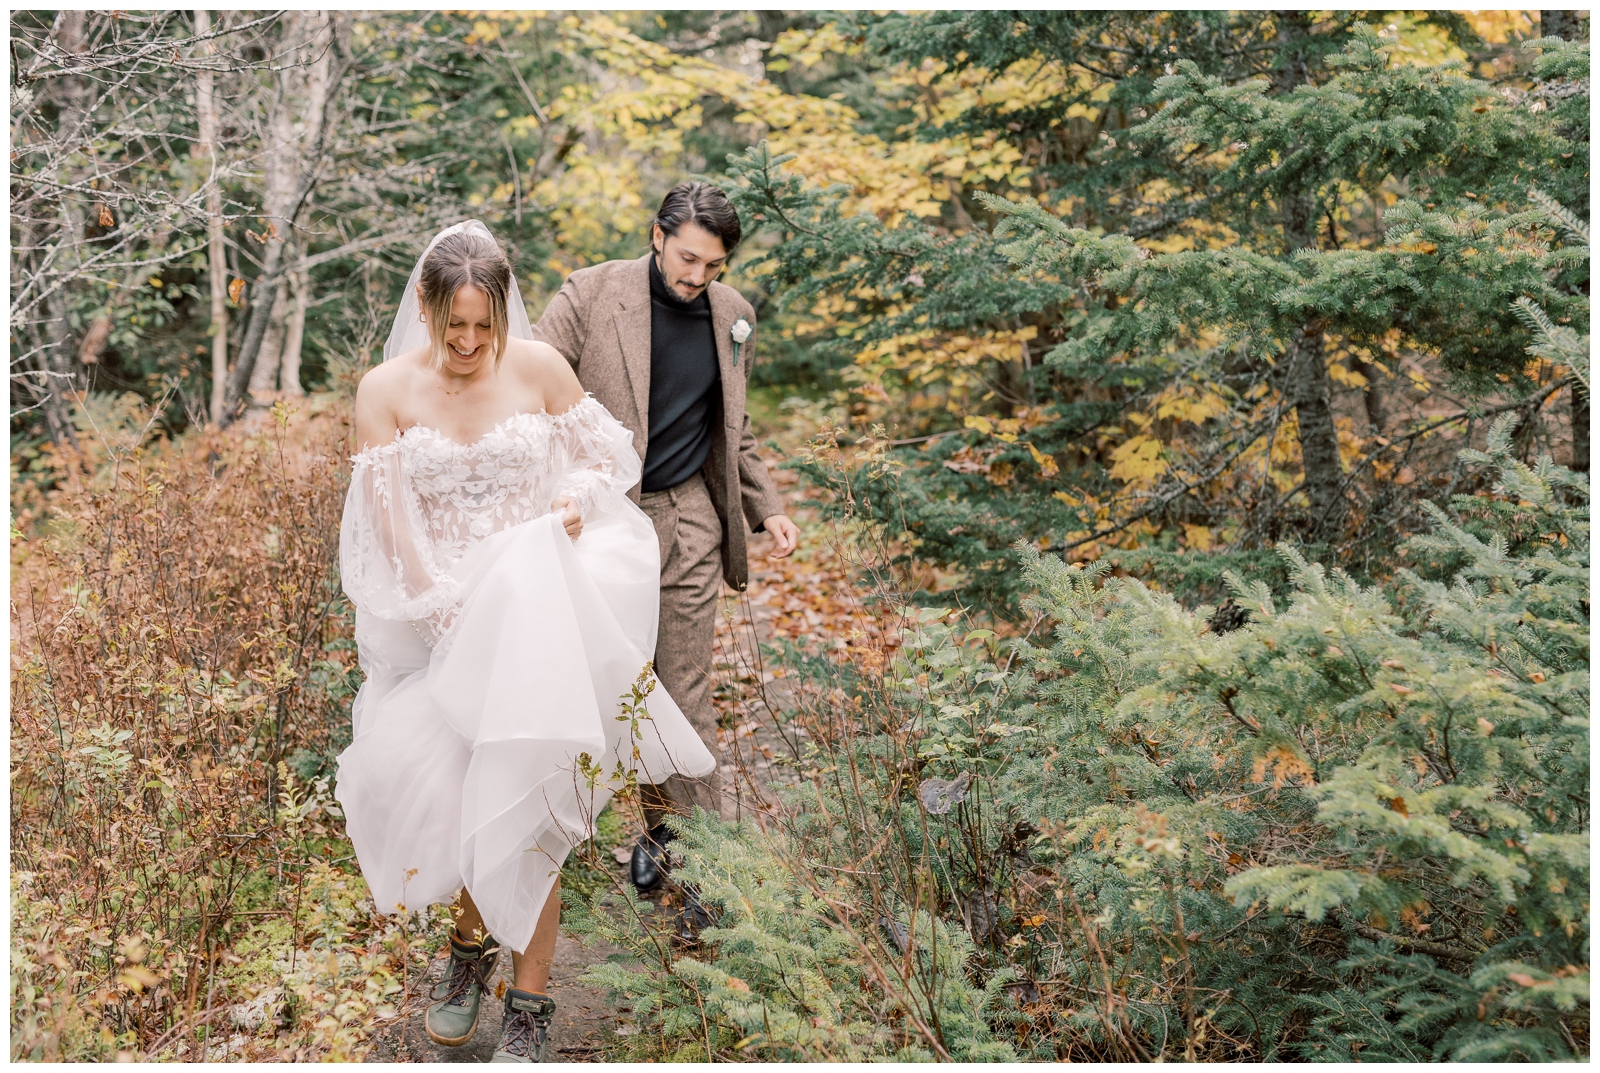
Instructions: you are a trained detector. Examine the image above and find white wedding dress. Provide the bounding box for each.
[334,396,716,952]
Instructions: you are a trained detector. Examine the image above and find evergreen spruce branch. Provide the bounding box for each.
[1511,298,1589,395]
[1523,35,1592,84]
[1526,185,1590,246]
[739,149,820,238]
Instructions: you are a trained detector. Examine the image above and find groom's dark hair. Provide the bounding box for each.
[652,181,742,254]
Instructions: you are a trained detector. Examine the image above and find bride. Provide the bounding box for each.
[334,220,714,1063]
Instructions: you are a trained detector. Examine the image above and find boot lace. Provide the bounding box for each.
[439,947,492,1007]
[499,1007,549,1059]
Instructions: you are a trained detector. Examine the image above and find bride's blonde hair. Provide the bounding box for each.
[417,230,512,370]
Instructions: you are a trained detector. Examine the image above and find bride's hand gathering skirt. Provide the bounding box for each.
[334,503,715,951]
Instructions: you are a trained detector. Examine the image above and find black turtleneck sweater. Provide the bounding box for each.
[642,255,721,493]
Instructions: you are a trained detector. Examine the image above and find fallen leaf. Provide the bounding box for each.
[919,771,973,815]
[118,966,160,991]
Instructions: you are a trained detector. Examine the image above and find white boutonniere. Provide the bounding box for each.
[731,317,752,365]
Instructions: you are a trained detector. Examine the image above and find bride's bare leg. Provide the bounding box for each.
[510,878,561,993]
[450,888,489,944]
[448,881,560,992]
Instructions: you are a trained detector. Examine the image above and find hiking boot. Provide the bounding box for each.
[491,988,556,1063]
[424,930,500,1046]
[630,822,675,893]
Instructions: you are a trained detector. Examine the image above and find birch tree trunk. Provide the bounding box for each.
[249,288,290,400]
[279,256,309,397]
[249,59,298,403]
[36,11,90,448]
[224,12,343,422]
[196,9,230,425]
[278,16,331,401]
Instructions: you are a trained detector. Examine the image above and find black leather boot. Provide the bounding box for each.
[629,822,674,893]
[671,883,717,948]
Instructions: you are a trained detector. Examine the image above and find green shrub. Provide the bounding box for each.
[576,414,1587,1061]
[568,811,1016,1062]
[1009,414,1587,1060]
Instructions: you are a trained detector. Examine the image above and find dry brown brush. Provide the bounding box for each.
[11,399,416,1061]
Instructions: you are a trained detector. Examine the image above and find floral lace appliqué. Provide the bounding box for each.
[338,396,639,642]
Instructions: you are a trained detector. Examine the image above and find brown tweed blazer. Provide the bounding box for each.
[530,253,785,591]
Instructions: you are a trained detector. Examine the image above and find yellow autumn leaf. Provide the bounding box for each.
[1027,442,1059,477]
[1327,362,1369,388]
[118,965,160,992]
[1108,435,1167,486]
[1182,524,1213,551]
[964,414,994,435]
[1154,387,1229,425]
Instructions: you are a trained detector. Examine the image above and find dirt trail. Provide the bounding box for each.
[371,922,628,1062]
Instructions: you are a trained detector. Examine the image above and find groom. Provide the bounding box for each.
[532,181,799,934]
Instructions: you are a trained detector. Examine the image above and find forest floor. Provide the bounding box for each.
[368,393,851,1061]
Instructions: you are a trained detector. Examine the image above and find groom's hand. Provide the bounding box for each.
[762,514,799,558]
[553,495,584,540]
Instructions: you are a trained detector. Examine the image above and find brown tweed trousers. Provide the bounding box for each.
[531,253,784,826]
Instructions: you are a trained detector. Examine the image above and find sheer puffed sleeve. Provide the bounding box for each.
[549,397,641,520]
[339,445,460,642]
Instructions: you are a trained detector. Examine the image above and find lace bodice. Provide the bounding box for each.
[339,396,639,640]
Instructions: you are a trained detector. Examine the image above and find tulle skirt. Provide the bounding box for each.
[334,502,716,952]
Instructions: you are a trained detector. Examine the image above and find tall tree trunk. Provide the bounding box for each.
[1272,12,1347,535]
[249,287,289,400]
[1542,11,1589,471]
[38,11,91,449]
[222,14,346,424]
[1286,321,1347,535]
[1349,354,1386,435]
[196,9,230,425]
[249,30,302,405]
[280,257,309,397]
[1540,10,1586,42]
[1575,294,1591,474]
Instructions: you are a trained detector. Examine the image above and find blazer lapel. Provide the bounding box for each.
[709,286,738,414]
[610,254,653,439]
